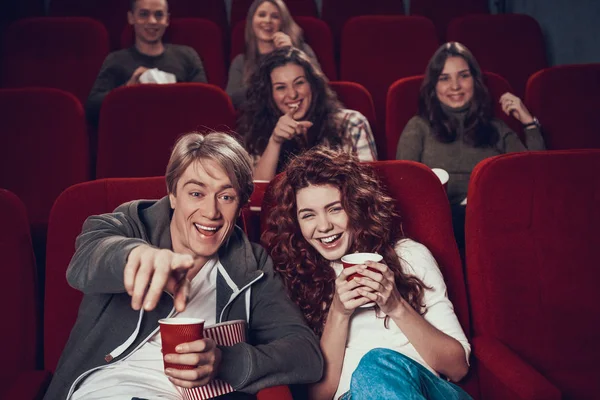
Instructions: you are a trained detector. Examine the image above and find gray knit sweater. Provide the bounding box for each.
[396,107,545,204]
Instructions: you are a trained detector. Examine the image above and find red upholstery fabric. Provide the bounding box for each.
[526,63,600,150]
[230,0,319,31]
[340,16,438,135]
[328,81,378,155]
[385,72,521,161]
[322,0,405,52]
[167,0,228,37]
[260,161,480,397]
[96,83,236,179]
[49,0,130,49]
[0,88,90,244]
[44,177,166,372]
[121,18,227,88]
[229,17,337,80]
[411,0,488,41]
[44,177,291,399]
[0,17,110,104]
[466,150,600,399]
[447,14,547,98]
[0,190,40,396]
[50,0,228,49]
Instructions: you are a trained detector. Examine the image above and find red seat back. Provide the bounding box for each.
[121,18,227,88]
[466,149,600,398]
[329,81,378,154]
[167,0,229,35]
[411,0,488,41]
[322,0,405,51]
[0,190,39,382]
[230,0,319,32]
[0,88,90,239]
[340,16,439,135]
[0,17,110,104]
[96,83,236,179]
[44,177,166,372]
[49,0,129,49]
[230,16,337,80]
[526,63,600,150]
[261,160,479,395]
[386,72,520,161]
[447,14,547,97]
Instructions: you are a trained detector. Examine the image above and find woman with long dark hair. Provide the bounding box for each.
[396,42,545,206]
[226,0,320,109]
[262,147,471,400]
[239,47,377,180]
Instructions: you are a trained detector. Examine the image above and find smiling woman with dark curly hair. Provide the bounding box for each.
[238,47,377,181]
[262,147,472,400]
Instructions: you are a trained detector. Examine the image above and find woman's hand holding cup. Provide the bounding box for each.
[355,261,404,317]
[330,266,375,316]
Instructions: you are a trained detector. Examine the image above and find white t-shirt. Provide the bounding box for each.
[71,257,219,400]
[332,239,471,400]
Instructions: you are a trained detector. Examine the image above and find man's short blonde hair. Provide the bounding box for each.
[166,132,254,207]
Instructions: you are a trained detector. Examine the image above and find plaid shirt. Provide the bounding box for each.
[336,109,378,161]
[251,108,378,168]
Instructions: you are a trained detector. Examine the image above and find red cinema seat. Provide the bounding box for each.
[466,149,600,399]
[526,63,600,150]
[230,16,337,80]
[167,0,228,37]
[43,177,292,399]
[49,0,129,50]
[447,13,547,98]
[322,0,405,53]
[0,17,110,104]
[329,81,378,155]
[386,72,521,161]
[0,189,51,399]
[121,18,227,88]
[261,160,479,397]
[230,0,319,32]
[411,0,488,41]
[340,16,439,136]
[96,83,236,179]
[0,88,90,261]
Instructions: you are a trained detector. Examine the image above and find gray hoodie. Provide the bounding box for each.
[44,197,323,399]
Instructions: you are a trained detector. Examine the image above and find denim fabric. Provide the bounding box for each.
[339,348,472,400]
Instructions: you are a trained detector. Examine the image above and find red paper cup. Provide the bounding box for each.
[341,253,383,282]
[181,320,247,400]
[159,317,205,370]
[432,168,449,192]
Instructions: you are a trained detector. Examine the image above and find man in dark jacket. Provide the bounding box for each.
[44,132,323,399]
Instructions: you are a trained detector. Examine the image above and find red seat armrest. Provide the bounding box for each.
[473,336,561,400]
[256,385,293,400]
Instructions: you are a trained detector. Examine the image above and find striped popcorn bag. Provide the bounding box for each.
[179,320,247,400]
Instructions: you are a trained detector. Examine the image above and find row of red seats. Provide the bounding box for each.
[1,62,599,268]
[4,148,599,398]
[1,14,546,111]
[3,0,488,48]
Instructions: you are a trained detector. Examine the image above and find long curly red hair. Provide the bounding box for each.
[262,147,428,336]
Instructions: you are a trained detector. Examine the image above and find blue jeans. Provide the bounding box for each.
[339,348,472,400]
